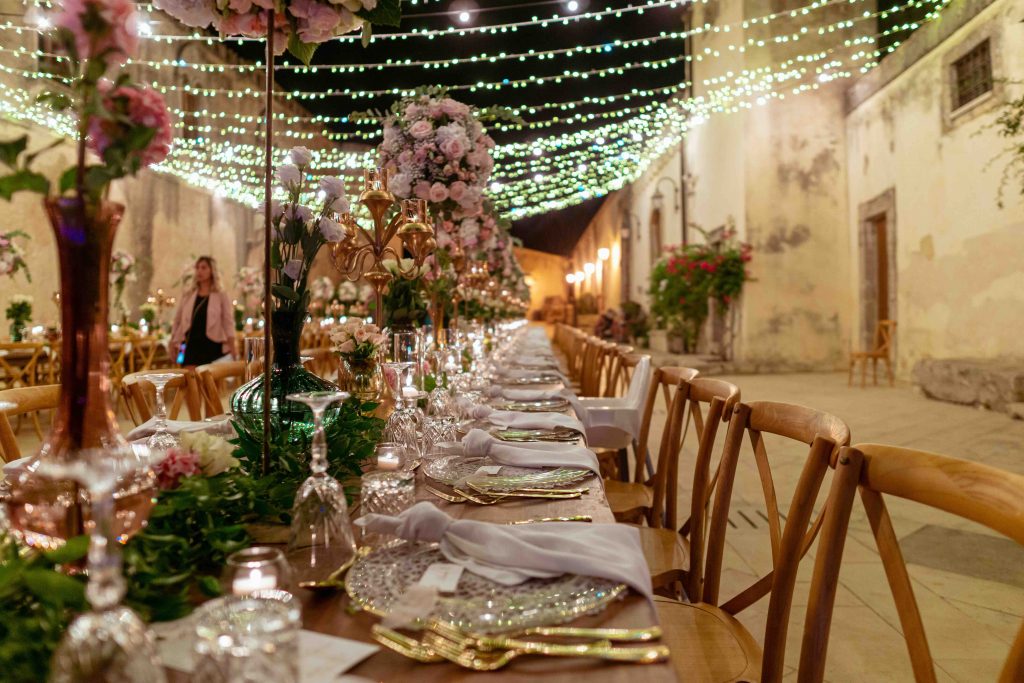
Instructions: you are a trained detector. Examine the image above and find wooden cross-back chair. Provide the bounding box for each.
[129,334,163,373]
[0,384,60,463]
[567,329,587,383]
[604,366,700,524]
[301,347,336,381]
[654,400,851,683]
[579,339,610,397]
[0,342,49,438]
[599,344,634,398]
[849,319,896,387]
[797,444,1024,683]
[196,360,247,418]
[631,377,741,599]
[120,369,203,425]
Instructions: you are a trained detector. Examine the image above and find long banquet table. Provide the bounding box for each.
[169,327,679,681]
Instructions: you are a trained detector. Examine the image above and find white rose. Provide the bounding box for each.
[276,164,301,188]
[319,176,346,198]
[289,146,313,166]
[179,431,239,476]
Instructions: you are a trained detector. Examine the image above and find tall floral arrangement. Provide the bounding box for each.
[310,275,336,302]
[0,0,172,205]
[0,231,31,282]
[110,249,136,315]
[378,93,501,223]
[153,0,401,63]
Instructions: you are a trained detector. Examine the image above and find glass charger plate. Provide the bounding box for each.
[346,542,626,633]
[501,374,564,386]
[491,398,571,413]
[423,454,592,490]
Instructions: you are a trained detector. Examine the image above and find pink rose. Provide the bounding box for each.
[289,0,342,43]
[448,181,467,202]
[154,448,200,489]
[413,181,431,200]
[408,120,434,140]
[440,99,470,118]
[338,339,356,354]
[440,137,466,161]
[428,182,449,203]
[88,84,172,169]
[57,0,138,63]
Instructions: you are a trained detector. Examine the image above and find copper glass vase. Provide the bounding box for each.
[4,197,156,549]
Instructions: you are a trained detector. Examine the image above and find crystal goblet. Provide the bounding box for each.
[142,372,180,452]
[38,447,167,683]
[284,391,357,585]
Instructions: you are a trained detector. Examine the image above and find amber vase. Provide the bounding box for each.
[5,198,155,549]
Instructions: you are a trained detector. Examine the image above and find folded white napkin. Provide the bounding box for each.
[485,410,585,435]
[126,417,230,441]
[462,428,599,475]
[496,367,569,383]
[356,502,652,599]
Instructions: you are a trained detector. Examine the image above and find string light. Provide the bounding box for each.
[0,0,951,217]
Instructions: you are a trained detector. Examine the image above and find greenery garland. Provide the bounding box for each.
[0,398,383,680]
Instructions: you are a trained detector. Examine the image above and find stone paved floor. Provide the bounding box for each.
[646,372,1024,682]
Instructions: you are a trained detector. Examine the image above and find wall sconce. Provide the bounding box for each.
[565,273,576,284]
[651,176,681,214]
[583,262,595,275]
[597,247,610,261]
[574,270,584,281]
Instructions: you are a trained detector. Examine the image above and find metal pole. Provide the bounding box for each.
[261,14,275,476]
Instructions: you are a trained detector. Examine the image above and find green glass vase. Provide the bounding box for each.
[231,308,341,450]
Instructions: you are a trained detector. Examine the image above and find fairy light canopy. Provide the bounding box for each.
[4,0,948,252]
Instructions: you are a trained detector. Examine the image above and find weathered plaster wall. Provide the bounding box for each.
[514,247,568,318]
[568,191,625,312]
[845,0,1024,375]
[0,117,258,326]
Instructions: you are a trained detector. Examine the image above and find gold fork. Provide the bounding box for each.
[428,619,662,646]
[370,625,443,663]
[423,629,670,670]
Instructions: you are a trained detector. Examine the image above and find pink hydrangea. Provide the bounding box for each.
[88,84,172,168]
[290,0,342,43]
[56,0,138,63]
[154,447,200,489]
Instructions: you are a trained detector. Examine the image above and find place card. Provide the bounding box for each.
[475,465,503,475]
[418,562,465,594]
[158,626,379,680]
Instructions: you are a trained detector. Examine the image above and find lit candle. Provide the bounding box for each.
[376,446,403,471]
[401,386,419,399]
[232,568,277,595]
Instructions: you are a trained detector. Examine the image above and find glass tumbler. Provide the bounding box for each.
[193,591,301,683]
[359,470,416,548]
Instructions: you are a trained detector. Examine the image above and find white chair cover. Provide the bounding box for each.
[578,355,652,449]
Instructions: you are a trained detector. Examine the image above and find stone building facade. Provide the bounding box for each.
[575,0,1024,376]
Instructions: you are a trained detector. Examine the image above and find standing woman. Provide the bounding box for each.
[170,256,235,366]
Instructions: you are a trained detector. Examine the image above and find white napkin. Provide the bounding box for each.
[485,410,585,435]
[496,367,569,383]
[126,417,230,441]
[462,428,599,475]
[356,502,652,599]
[486,386,584,419]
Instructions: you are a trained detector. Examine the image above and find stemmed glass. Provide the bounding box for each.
[38,448,167,683]
[142,372,180,451]
[284,391,357,585]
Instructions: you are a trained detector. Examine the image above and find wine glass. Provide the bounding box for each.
[142,372,180,451]
[284,391,357,586]
[388,331,420,407]
[38,447,167,683]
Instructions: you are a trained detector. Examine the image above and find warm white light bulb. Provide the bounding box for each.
[567,0,580,11]
[597,247,610,261]
[583,262,595,275]
[458,10,471,23]
[565,273,576,284]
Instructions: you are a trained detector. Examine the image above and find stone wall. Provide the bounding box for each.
[514,247,568,320]
[845,0,1024,375]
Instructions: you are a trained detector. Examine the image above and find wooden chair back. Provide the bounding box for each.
[301,347,336,380]
[797,444,1024,683]
[121,369,203,424]
[129,335,162,373]
[0,342,47,388]
[699,401,851,653]
[873,319,896,355]
[0,384,60,462]
[600,344,634,398]
[196,360,247,417]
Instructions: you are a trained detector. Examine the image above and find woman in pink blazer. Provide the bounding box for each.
[169,256,236,366]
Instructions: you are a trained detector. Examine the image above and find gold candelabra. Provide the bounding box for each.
[330,169,436,324]
[146,288,177,318]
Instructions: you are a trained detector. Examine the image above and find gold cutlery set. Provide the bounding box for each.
[425,482,587,505]
[372,620,670,670]
[492,427,582,443]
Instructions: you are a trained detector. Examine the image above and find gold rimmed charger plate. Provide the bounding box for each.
[346,542,626,634]
[491,398,570,413]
